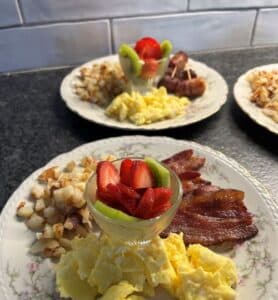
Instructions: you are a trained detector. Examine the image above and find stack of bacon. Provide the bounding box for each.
[161,150,258,246]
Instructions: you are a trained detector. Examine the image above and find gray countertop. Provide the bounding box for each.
[0,46,277,211]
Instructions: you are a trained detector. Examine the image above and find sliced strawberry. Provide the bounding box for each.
[130,160,154,189]
[116,183,140,215]
[140,59,159,80]
[150,187,172,218]
[150,201,172,218]
[153,187,172,206]
[96,161,120,192]
[134,37,162,60]
[136,188,155,219]
[120,159,133,186]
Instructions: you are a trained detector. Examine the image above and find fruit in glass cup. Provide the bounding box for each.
[84,157,182,244]
[118,37,172,91]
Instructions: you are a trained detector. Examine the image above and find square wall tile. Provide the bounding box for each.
[253,8,278,45]
[0,0,21,27]
[189,0,278,10]
[21,0,187,23]
[0,20,111,73]
[113,10,256,53]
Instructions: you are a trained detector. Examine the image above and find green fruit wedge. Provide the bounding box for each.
[93,200,139,222]
[144,157,170,187]
[160,40,173,58]
[118,44,142,76]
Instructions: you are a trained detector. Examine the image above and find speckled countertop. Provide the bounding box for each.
[0,46,277,211]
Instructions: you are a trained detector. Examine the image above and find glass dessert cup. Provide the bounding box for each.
[119,56,170,94]
[84,157,182,246]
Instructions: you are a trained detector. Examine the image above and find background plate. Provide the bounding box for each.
[60,55,228,130]
[233,64,278,134]
[0,136,277,299]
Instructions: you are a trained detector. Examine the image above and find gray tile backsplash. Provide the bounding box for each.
[0,0,278,72]
[0,0,21,28]
[21,0,187,23]
[190,0,278,10]
[253,8,278,45]
[0,21,111,73]
[113,11,256,52]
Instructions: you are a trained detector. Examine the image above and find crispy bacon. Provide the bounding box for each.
[162,150,258,246]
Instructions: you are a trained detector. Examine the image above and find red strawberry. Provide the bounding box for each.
[140,59,159,79]
[136,188,155,219]
[150,187,172,218]
[96,161,120,192]
[117,183,140,215]
[134,37,162,60]
[130,160,154,189]
[120,159,133,186]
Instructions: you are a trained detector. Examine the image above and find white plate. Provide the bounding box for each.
[60,55,228,130]
[233,64,278,134]
[0,136,278,300]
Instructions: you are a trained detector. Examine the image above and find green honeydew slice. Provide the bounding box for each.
[119,44,142,76]
[160,40,173,58]
[94,200,139,222]
[144,157,170,188]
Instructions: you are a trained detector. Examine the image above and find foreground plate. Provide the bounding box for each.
[233,64,278,134]
[0,136,278,299]
[60,55,228,130]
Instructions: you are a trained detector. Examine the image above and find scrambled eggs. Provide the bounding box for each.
[56,233,237,300]
[105,87,190,125]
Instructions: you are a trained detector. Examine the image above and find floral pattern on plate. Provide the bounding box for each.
[1,136,277,300]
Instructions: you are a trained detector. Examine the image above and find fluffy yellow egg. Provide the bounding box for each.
[56,233,237,300]
[105,87,190,125]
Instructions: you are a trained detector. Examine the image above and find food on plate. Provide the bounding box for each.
[16,154,116,258]
[92,158,173,219]
[105,87,190,125]
[161,149,258,246]
[119,37,172,88]
[56,232,237,300]
[158,51,206,98]
[247,69,278,122]
[74,61,128,106]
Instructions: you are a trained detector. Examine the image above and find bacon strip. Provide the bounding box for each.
[162,150,258,246]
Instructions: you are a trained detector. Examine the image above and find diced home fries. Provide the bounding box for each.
[16,154,116,258]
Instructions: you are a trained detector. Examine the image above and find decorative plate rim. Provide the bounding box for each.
[233,63,278,135]
[0,136,277,299]
[60,55,228,131]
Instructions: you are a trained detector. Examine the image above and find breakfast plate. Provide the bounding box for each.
[60,55,228,130]
[233,64,278,134]
[0,136,278,299]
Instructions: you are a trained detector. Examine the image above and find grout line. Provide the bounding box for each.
[250,9,260,46]
[15,0,24,24]
[108,19,115,54]
[186,0,190,11]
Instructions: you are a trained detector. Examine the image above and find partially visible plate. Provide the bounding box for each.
[233,64,278,134]
[60,55,228,130]
[0,136,278,299]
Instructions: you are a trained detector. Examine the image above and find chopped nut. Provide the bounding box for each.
[53,223,64,239]
[80,156,97,169]
[52,246,66,257]
[40,224,54,239]
[31,184,45,199]
[65,161,76,172]
[35,199,45,212]
[25,213,45,231]
[16,201,34,218]
[38,167,60,182]
[78,206,91,224]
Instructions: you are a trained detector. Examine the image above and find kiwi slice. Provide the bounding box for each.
[160,40,173,58]
[94,200,139,222]
[144,157,170,187]
[119,44,142,76]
